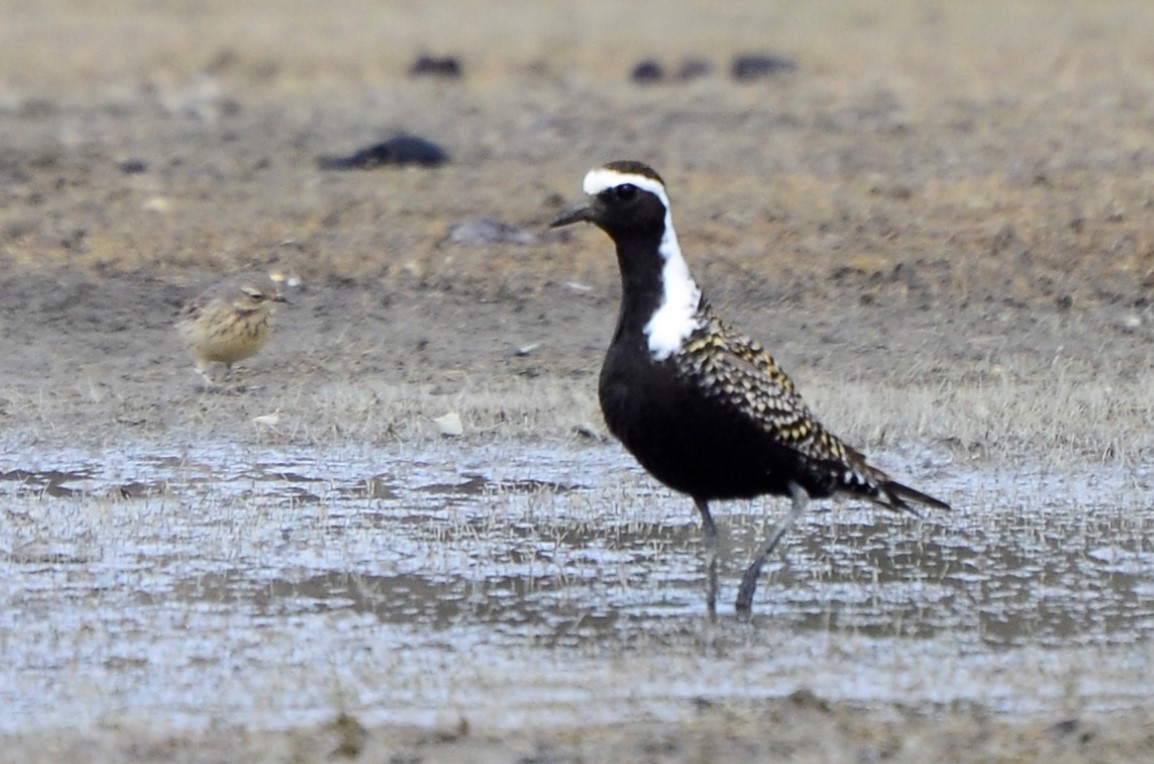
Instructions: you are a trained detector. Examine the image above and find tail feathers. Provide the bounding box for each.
[823,448,950,515]
[877,479,951,515]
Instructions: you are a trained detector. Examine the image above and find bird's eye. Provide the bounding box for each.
[614,183,638,200]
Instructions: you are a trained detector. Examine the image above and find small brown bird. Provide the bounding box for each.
[177,275,287,388]
[551,160,949,614]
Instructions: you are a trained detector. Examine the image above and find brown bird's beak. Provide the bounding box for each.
[273,294,290,304]
[549,205,594,228]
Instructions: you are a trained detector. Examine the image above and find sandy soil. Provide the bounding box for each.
[3,0,1154,760]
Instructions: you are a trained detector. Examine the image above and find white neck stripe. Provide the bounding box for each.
[582,166,701,360]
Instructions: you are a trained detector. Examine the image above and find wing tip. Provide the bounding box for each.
[884,480,951,514]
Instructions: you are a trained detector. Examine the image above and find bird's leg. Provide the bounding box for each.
[223,362,257,393]
[694,497,719,619]
[195,362,220,390]
[736,482,808,612]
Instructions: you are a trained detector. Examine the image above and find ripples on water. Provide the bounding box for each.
[1,441,1152,731]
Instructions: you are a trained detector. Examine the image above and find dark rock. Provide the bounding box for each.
[631,60,665,85]
[1048,718,1095,745]
[118,159,148,174]
[317,134,449,170]
[409,55,463,78]
[731,53,797,82]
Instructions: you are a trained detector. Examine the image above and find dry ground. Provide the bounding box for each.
[3,0,1154,760]
[15,701,1154,764]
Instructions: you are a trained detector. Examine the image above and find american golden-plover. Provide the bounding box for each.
[551,161,949,614]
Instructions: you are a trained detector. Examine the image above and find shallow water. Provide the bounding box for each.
[1,440,1152,733]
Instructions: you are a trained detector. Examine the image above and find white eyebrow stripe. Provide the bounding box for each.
[582,168,672,212]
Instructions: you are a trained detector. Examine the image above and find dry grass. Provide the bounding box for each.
[3,703,1151,764]
[4,360,1151,469]
[804,365,1154,466]
[269,371,1154,468]
[267,378,606,445]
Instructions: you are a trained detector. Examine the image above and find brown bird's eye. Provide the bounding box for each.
[614,183,638,200]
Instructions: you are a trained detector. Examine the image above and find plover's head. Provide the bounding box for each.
[551,161,701,360]
[550,160,671,237]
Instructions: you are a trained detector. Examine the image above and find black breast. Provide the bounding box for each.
[599,339,806,502]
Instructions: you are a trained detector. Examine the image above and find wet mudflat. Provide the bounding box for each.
[3,439,1151,743]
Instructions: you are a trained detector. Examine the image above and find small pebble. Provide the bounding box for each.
[117,159,148,174]
[434,411,464,437]
[631,60,665,84]
[572,424,601,440]
[409,55,463,78]
[1118,314,1141,333]
[142,196,172,213]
